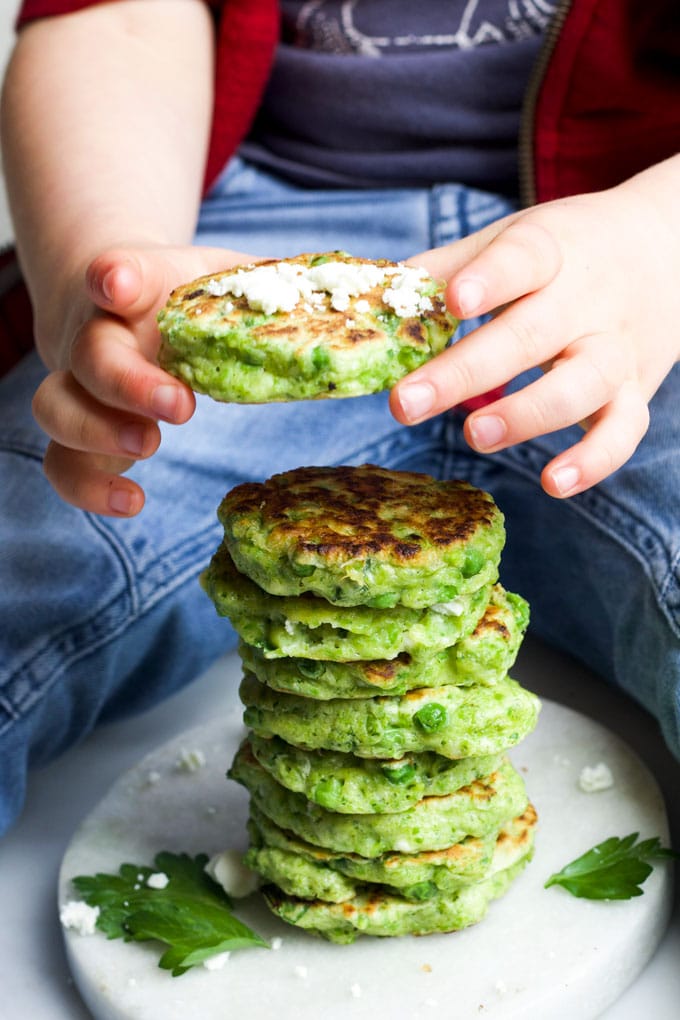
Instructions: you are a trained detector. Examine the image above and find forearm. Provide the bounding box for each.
[0,0,214,366]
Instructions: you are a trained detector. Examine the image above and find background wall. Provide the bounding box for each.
[0,6,17,246]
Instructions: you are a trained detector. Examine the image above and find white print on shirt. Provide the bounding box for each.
[293,0,558,56]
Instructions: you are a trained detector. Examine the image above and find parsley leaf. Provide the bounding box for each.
[545,832,679,900]
[71,851,267,975]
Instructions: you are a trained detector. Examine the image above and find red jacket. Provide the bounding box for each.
[2,0,679,375]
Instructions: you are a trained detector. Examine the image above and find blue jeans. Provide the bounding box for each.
[1,159,678,836]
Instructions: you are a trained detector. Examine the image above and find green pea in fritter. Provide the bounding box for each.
[157,252,457,403]
[219,465,503,608]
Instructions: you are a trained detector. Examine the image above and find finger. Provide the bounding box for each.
[446,218,563,319]
[541,383,650,498]
[464,336,627,453]
[43,441,146,517]
[390,292,576,424]
[404,210,521,280]
[32,371,161,459]
[70,318,195,424]
[85,246,260,323]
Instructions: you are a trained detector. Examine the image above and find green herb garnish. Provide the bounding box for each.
[71,851,267,976]
[545,832,679,900]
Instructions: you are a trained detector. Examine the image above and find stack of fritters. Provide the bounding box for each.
[201,464,540,943]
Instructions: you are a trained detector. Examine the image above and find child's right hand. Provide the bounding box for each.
[31,245,259,517]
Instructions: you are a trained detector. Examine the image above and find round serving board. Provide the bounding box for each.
[59,697,673,1020]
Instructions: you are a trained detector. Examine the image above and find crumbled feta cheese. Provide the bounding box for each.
[431,597,465,616]
[350,983,362,998]
[203,951,230,971]
[204,849,258,898]
[175,748,206,773]
[382,267,433,317]
[294,965,308,980]
[60,900,100,936]
[355,299,370,314]
[271,936,283,951]
[393,838,416,853]
[147,872,170,890]
[330,291,350,312]
[578,762,614,793]
[202,261,433,319]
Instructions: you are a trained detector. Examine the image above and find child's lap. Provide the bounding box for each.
[0,166,678,834]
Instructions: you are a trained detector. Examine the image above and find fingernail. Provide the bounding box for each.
[399,381,436,422]
[551,464,581,496]
[457,279,485,316]
[118,423,145,456]
[151,384,180,420]
[469,414,506,450]
[100,269,115,303]
[109,486,134,515]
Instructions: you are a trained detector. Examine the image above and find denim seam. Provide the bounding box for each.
[0,441,45,461]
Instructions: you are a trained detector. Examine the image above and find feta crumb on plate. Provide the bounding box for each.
[203,951,230,971]
[60,900,100,936]
[578,762,614,793]
[146,872,170,890]
[294,964,308,980]
[175,748,206,773]
[204,848,258,898]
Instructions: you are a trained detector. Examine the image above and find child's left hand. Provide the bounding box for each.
[390,156,680,497]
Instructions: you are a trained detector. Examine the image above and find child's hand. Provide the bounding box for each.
[31,245,258,516]
[390,158,680,497]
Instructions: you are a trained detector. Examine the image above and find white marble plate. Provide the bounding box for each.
[59,697,673,1020]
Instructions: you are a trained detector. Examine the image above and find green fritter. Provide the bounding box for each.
[229,742,528,857]
[157,252,457,404]
[262,848,532,943]
[238,586,529,699]
[246,803,536,904]
[202,545,491,661]
[240,673,540,759]
[248,732,503,814]
[219,465,503,607]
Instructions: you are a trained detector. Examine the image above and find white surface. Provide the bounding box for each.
[1,637,679,1019]
[57,694,673,1020]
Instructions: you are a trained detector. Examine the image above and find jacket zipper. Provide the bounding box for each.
[518,0,574,208]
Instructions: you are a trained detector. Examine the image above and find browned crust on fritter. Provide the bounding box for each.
[222,464,499,565]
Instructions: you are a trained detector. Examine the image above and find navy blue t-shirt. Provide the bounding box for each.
[240,1,558,197]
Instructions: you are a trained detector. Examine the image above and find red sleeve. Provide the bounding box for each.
[16,0,224,29]
[17,0,115,26]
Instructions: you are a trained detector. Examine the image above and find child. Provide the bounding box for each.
[0,0,678,836]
